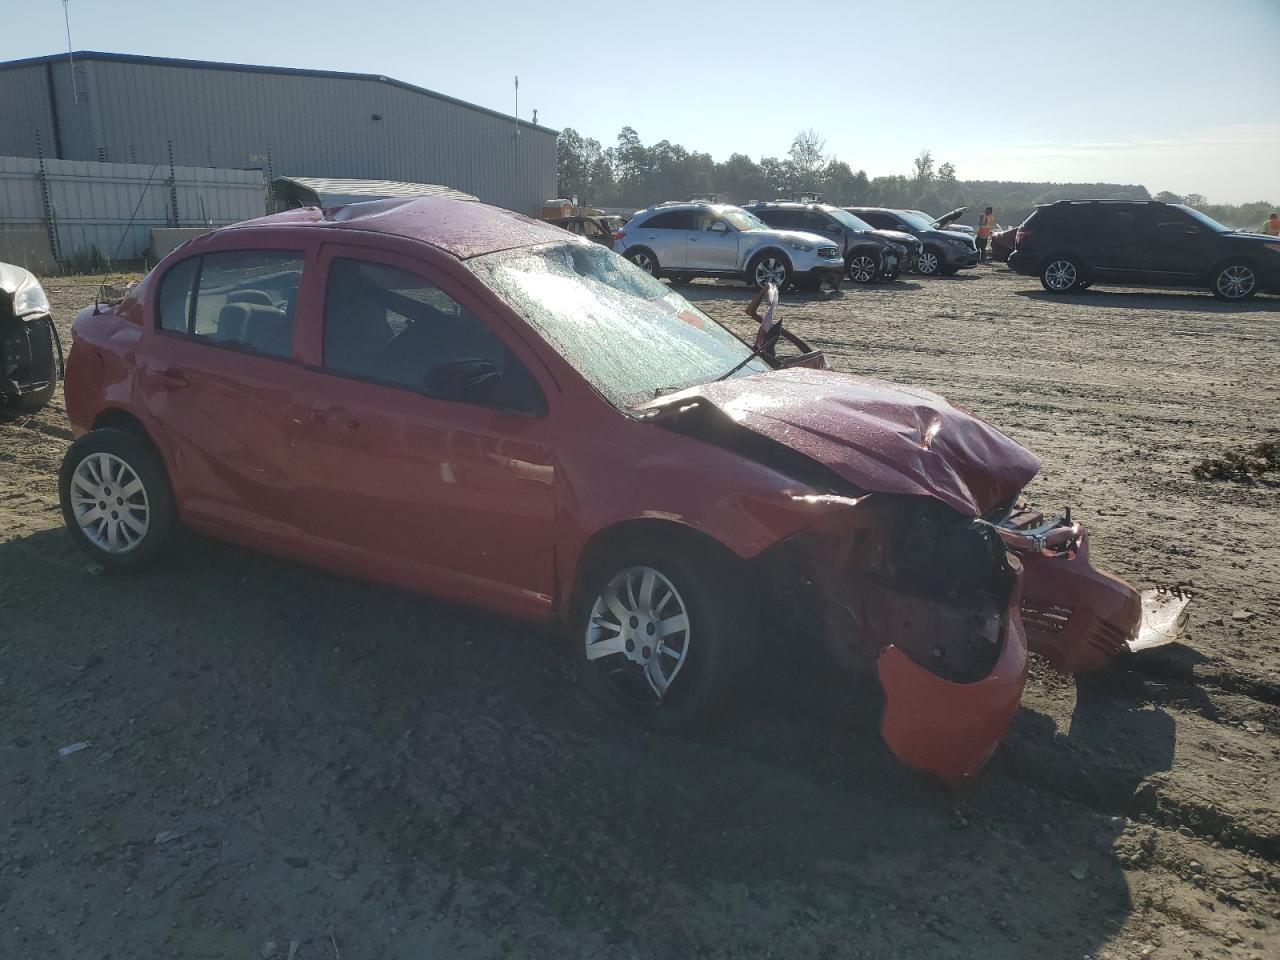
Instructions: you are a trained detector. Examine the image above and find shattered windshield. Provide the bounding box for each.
[468,241,768,408]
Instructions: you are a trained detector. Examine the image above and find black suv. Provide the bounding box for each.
[846,207,979,276]
[742,201,914,283]
[1008,200,1280,301]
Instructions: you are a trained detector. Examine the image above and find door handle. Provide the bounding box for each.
[153,368,189,390]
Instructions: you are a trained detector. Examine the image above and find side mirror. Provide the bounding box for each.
[709,221,729,234]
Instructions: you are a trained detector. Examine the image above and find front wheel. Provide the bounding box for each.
[847,252,879,284]
[576,541,749,732]
[749,252,791,289]
[916,247,942,276]
[1040,256,1082,293]
[58,428,177,571]
[1211,261,1259,301]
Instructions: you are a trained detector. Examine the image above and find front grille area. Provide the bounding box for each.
[1021,600,1071,635]
[819,246,840,260]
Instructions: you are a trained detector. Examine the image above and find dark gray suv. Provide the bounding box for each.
[846,207,980,276]
[743,202,913,283]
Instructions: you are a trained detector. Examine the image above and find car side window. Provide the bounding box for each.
[859,212,891,229]
[765,209,800,229]
[158,256,200,333]
[691,212,724,232]
[802,211,834,234]
[1102,211,1136,235]
[640,210,695,230]
[322,258,546,414]
[157,250,302,359]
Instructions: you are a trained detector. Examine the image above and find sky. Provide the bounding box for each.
[4,0,1279,203]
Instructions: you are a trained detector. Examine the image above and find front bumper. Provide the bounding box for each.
[1,313,59,402]
[878,585,1028,785]
[949,249,980,269]
[998,507,1190,672]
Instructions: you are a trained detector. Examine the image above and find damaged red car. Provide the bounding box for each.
[58,197,1188,783]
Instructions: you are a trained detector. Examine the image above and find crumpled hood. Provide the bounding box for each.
[684,367,1041,516]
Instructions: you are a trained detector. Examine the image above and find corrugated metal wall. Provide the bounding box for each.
[0,56,557,217]
[0,64,57,159]
[0,155,265,263]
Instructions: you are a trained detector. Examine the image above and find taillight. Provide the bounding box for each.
[612,229,625,242]
[1015,227,1031,246]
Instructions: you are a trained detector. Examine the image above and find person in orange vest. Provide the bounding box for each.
[976,207,997,262]
[1262,212,1280,236]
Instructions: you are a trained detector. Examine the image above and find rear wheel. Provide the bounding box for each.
[576,539,750,732]
[916,247,942,276]
[847,252,879,284]
[58,428,177,571]
[626,249,659,277]
[1040,255,1082,293]
[1210,261,1259,301]
[749,252,791,289]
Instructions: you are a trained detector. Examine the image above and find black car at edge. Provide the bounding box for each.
[1008,200,1280,301]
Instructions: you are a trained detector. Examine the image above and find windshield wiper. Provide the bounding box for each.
[714,348,763,382]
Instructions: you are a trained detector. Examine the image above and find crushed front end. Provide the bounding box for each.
[995,503,1191,673]
[756,497,1029,784]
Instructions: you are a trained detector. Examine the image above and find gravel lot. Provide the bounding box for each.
[2,265,1277,959]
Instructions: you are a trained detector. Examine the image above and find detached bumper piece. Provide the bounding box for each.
[997,506,1191,672]
[1,313,60,402]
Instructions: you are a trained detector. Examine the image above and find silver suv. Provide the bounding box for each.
[616,202,844,288]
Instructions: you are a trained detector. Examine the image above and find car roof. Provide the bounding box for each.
[224,196,568,260]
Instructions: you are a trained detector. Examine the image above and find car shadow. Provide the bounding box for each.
[1016,288,1280,313]
[0,525,1154,959]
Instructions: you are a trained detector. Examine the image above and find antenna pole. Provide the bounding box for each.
[63,1,79,104]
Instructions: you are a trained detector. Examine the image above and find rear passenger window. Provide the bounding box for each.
[322,258,545,414]
[1102,211,1136,234]
[191,251,302,358]
[157,250,302,360]
[639,210,695,229]
[158,257,199,333]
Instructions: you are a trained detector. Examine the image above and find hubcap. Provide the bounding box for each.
[918,251,939,274]
[755,258,786,286]
[70,452,149,554]
[849,255,876,282]
[1217,265,1256,299]
[585,565,691,704]
[1045,259,1077,291]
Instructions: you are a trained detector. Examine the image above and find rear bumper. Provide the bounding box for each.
[878,582,1028,785]
[1006,250,1039,276]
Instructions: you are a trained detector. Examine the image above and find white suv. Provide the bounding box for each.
[616,202,844,288]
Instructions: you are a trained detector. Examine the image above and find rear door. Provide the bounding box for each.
[686,210,739,270]
[629,209,694,268]
[1085,206,1145,280]
[142,246,315,543]
[286,244,558,617]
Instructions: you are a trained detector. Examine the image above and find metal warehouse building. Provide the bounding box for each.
[0,51,557,215]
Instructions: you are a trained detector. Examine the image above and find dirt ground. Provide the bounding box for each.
[2,266,1277,959]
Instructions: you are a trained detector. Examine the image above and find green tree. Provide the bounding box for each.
[716,153,768,203]
[1154,190,1184,203]
[788,129,827,188]
[556,127,588,199]
[912,149,935,182]
[937,161,956,183]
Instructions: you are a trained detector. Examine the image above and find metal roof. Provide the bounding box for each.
[0,50,560,136]
[272,176,477,207]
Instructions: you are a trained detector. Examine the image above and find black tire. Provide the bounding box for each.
[747,250,792,290]
[916,247,943,276]
[1210,260,1260,302]
[3,381,56,415]
[575,537,751,732]
[626,248,660,277]
[670,274,694,287]
[1040,254,1083,293]
[846,251,880,284]
[58,427,177,572]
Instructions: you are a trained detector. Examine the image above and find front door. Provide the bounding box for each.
[141,247,314,543]
[687,211,739,271]
[1132,208,1211,282]
[287,246,558,617]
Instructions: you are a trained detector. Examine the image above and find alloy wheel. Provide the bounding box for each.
[70,451,150,553]
[630,252,656,276]
[754,257,787,286]
[1216,264,1256,300]
[585,565,691,704]
[917,251,939,275]
[1044,259,1078,291]
[849,255,877,283]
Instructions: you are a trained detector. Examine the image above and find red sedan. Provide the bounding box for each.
[58,197,1187,783]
